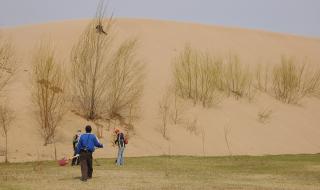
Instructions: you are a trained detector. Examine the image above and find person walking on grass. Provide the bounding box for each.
[114,128,126,166]
[71,129,81,166]
[76,125,103,182]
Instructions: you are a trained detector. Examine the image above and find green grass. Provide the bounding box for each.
[1,154,320,190]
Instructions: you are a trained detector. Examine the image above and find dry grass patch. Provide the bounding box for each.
[1,155,320,190]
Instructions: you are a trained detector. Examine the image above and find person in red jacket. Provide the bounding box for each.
[114,128,125,166]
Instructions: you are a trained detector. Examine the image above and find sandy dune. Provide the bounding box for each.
[1,19,320,162]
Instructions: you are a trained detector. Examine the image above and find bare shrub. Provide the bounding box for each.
[71,3,144,131]
[71,1,114,120]
[159,91,171,138]
[257,107,273,123]
[170,86,184,125]
[0,36,15,93]
[223,55,255,100]
[224,125,232,157]
[255,64,270,92]
[201,127,205,156]
[198,53,225,106]
[0,104,14,163]
[106,39,144,120]
[173,45,197,100]
[173,45,224,107]
[272,57,320,104]
[185,117,198,135]
[32,42,67,146]
[0,35,16,163]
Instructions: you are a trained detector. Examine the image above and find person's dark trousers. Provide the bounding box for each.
[79,150,93,181]
[71,151,80,166]
[71,144,80,166]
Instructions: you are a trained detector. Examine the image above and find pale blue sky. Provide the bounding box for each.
[0,0,319,37]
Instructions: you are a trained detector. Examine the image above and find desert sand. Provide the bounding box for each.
[1,18,320,162]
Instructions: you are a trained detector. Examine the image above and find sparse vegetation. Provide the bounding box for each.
[255,63,270,92]
[272,57,320,104]
[0,35,15,92]
[224,125,232,156]
[106,39,144,121]
[31,41,67,146]
[200,127,205,156]
[185,117,198,135]
[71,3,144,133]
[1,155,320,190]
[0,104,14,163]
[174,46,320,105]
[70,2,114,121]
[173,45,224,107]
[158,90,171,138]
[169,86,183,125]
[223,55,255,100]
[258,107,273,123]
[173,45,258,106]
[0,35,16,164]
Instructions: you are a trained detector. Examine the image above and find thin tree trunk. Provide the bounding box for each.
[5,133,8,163]
[53,135,57,160]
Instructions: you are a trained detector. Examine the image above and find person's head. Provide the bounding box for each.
[114,128,120,134]
[85,125,92,133]
[77,129,81,136]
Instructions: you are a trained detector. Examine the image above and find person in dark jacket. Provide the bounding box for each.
[76,125,103,181]
[114,128,125,166]
[71,130,81,166]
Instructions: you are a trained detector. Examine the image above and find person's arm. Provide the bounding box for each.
[72,135,78,145]
[76,136,83,154]
[93,135,103,148]
[114,134,120,144]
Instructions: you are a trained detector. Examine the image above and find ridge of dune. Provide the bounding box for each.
[1,19,320,162]
[2,18,320,41]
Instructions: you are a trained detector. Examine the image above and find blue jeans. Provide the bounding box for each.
[116,146,125,165]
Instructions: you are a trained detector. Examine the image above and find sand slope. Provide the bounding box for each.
[1,19,320,162]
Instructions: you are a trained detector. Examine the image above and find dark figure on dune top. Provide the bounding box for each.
[96,24,107,35]
[76,125,103,182]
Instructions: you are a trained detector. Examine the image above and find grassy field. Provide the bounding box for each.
[0,154,320,190]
